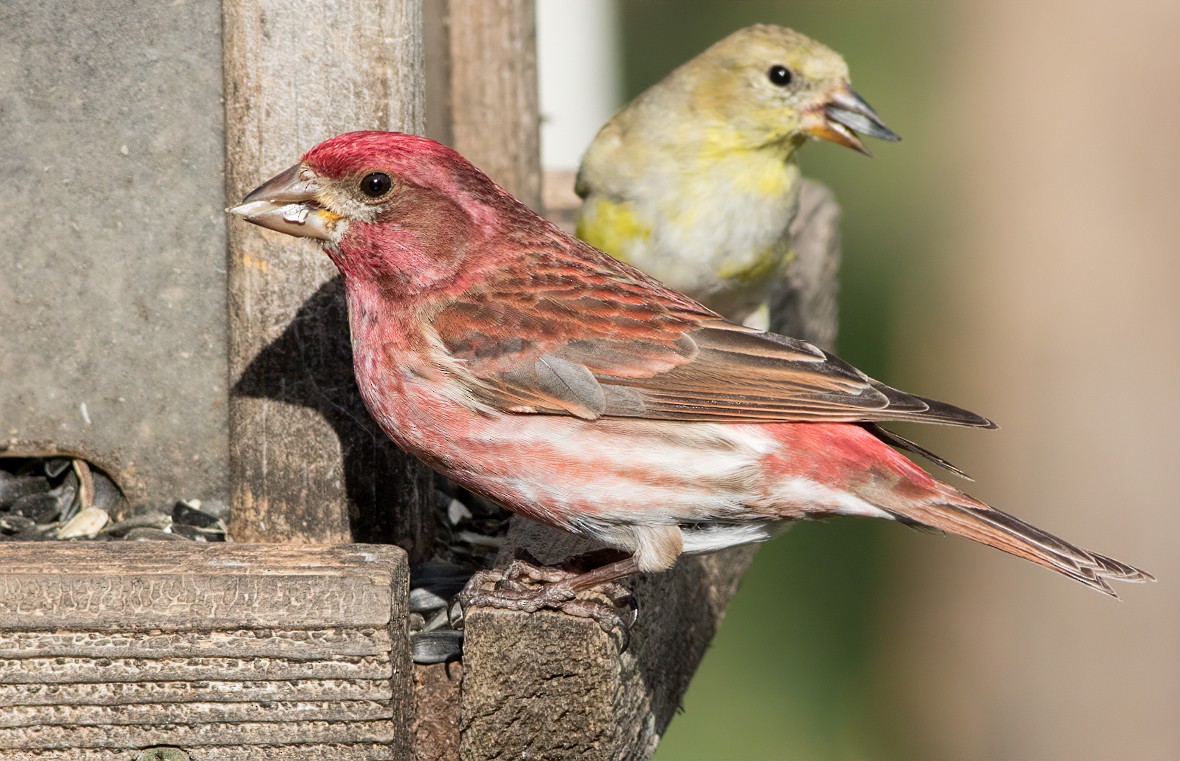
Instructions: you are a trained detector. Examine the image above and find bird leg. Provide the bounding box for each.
[457,552,641,638]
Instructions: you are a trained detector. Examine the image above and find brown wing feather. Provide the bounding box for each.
[433,242,994,428]
[864,424,972,480]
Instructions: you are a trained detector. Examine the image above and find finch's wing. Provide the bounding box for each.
[432,248,994,428]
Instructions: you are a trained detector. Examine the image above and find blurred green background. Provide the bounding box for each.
[545,2,1178,759]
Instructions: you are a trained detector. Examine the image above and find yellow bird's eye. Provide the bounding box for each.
[767,65,793,87]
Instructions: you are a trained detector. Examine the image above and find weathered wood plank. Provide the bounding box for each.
[434,0,541,209]
[0,700,394,728]
[5,745,399,761]
[769,180,842,349]
[460,179,841,760]
[0,543,395,577]
[0,628,391,660]
[0,655,392,685]
[0,720,400,749]
[0,583,392,633]
[0,680,391,708]
[411,662,462,761]
[0,543,412,757]
[224,0,436,550]
[0,544,395,630]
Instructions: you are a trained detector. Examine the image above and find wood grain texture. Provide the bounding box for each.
[1,0,227,509]
[0,543,411,758]
[460,181,842,760]
[224,0,435,550]
[435,0,541,209]
[4,746,400,761]
[770,179,842,350]
[411,662,462,761]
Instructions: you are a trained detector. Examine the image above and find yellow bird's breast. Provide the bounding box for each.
[576,146,801,327]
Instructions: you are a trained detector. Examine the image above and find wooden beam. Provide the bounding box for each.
[460,179,842,760]
[768,180,842,349]
[0,543,411,759]
[223,0,436,551]
[428,0,541,209]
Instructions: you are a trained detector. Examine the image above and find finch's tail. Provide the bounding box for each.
[886,495,1154,597]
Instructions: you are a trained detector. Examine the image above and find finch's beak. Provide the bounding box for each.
[229,162,341,240]
[804,85,900,156]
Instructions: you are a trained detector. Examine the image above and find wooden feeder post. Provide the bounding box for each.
[427,0,543,209]
[223,0,436,552]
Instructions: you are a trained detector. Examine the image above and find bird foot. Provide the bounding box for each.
[455,555,638,646]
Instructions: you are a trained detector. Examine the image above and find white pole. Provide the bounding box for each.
[536,0,622,170]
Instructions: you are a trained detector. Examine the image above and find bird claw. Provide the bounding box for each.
[455,560,638,649]
[555,595,638,651]
[503,557,577,585]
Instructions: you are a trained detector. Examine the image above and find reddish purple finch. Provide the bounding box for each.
[232,131,1150,622]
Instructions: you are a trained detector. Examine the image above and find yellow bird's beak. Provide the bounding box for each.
[804,85,900,156]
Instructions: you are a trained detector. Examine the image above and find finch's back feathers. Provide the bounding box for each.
[433,246,994,429]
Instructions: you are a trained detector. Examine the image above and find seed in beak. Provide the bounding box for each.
[282,204,310,225]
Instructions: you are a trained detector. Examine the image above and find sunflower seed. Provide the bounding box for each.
[125,527,187,542]
[0,476,50,509]
[43,458,72,478]
[409,587,449,614]
[136,748,191,761]
[447,497,473,525]
[173,499,221,528]
[410,561,472,602]
[91,471,124,512]
[0,514,37,534]
[57,506,110,539]
[411,630,464,664]
[103,512,172,536]
[11,493,61,523]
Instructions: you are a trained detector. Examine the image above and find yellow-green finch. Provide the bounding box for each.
[575,24,899,329]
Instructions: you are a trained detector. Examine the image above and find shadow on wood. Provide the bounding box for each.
[223,0,430,550]
[232,276,435,558]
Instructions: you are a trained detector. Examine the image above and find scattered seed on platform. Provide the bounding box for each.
[411,630,464,664]
[57,505,110,539]
[11,492,61,523]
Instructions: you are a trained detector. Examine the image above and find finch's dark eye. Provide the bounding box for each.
[767,65,793,87]
[360,172,393,198]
